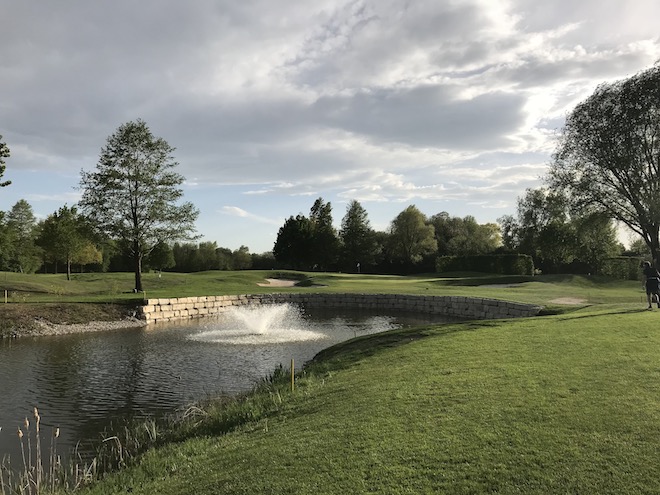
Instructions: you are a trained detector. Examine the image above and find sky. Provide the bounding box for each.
[1,1,659,254]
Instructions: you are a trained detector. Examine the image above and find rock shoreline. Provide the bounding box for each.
[29,317,147,337]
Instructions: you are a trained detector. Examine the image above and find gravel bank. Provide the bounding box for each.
[31,317,147,336]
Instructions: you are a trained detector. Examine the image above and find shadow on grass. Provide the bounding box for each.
[307,321,498,374]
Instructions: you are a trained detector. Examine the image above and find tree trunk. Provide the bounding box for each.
[134,242,143,292]
[66,258,71,281]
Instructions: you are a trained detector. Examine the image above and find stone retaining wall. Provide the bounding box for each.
[139,293,542,323]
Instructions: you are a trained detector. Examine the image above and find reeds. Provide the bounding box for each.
[1,365,301,494]
[1,407,61,495]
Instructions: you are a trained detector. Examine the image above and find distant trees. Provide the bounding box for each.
[500,188,621,273]
[79,120,199,291]
[169,242,254,272]
[430,212,500,256]
[273,215,315,270]
[388,205,437,266]
[339,200,379,272]
[37,205,100,279]
[548,65,660,265]
[5,200,41,273]
[0,135,10,188]
[273,198,339,270]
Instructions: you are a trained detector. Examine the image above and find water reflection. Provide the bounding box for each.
[0,305,455,463]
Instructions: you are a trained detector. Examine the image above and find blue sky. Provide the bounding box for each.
[1,0,659,253]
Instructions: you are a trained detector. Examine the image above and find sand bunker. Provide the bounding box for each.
[257,278,298,287]
[549,297,587,305]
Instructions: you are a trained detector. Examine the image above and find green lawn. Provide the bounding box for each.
[75,303,660,494]
[2,271,658,493]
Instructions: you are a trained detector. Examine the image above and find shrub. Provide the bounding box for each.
[436,254,534,275]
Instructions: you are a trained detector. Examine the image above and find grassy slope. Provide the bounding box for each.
[79,304,660,495]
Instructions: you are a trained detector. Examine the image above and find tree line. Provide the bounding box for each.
[2,64,660,287]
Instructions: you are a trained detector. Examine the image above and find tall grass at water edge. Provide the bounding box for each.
[0,366,298,494]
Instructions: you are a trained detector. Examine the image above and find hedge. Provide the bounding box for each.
[435,254,534,276]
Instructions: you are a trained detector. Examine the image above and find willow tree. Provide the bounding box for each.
[79,120,199,291]
[548,65,660,264]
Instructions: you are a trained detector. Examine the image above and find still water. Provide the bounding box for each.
[0,304,454,463]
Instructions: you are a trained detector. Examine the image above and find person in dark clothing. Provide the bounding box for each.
[642,261,660,309]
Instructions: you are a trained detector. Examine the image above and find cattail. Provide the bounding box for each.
[17,427,23,439]
[34,407,41,432]
[54,428,60,438]
[24,417,29,430]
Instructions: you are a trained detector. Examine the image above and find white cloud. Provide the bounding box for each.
[1,0,659,252]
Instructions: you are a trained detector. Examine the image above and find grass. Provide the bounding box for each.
[1,270,657,493]
[70,304,660,494]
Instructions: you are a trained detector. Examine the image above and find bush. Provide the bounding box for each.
[436,254,534,276]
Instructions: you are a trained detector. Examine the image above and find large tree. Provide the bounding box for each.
[0,135,11,188]
[548,65,660,264]
[273,214,315,270]
[389,205,437,265]
[79,120,199,291]
[430,212,500,256]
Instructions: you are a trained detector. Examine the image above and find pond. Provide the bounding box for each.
[0,304,457,464]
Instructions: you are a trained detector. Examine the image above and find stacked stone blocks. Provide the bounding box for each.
[138,293,542,324]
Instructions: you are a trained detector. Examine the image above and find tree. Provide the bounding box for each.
[146,240,175,272]
[73,242,103,272]
[572,212,622,273]
[232,245,252,270]
[430,212,500,256]
[500,188,622,273]
[389,205,437,265]
[339,200,379,272]
[37,205,91,279]
[79,120,199,291]
[0,135,11,188]
[273,215,315,270]
[309,197,339,270]
[548,65,660,265]
[5,200,41,273]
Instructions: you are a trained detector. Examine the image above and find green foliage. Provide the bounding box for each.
[273,214,315,269]
[146,240,176,271]
[601,256,644,280]
[273,198,339,270]
[3,200,41,273]
[339,200,379,271]
[0,135,10,187]
[436,254,534,275]
[430,212,501,255]
[79,119,199,291]
[389,205,437,264]
[501,188,622,273]
[549,65,660,264]
[37,205,97,279]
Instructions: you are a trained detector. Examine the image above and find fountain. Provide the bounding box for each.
[189,303,327,345]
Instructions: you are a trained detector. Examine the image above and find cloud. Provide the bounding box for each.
[1,0,660,252]
[220,206,281,226]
